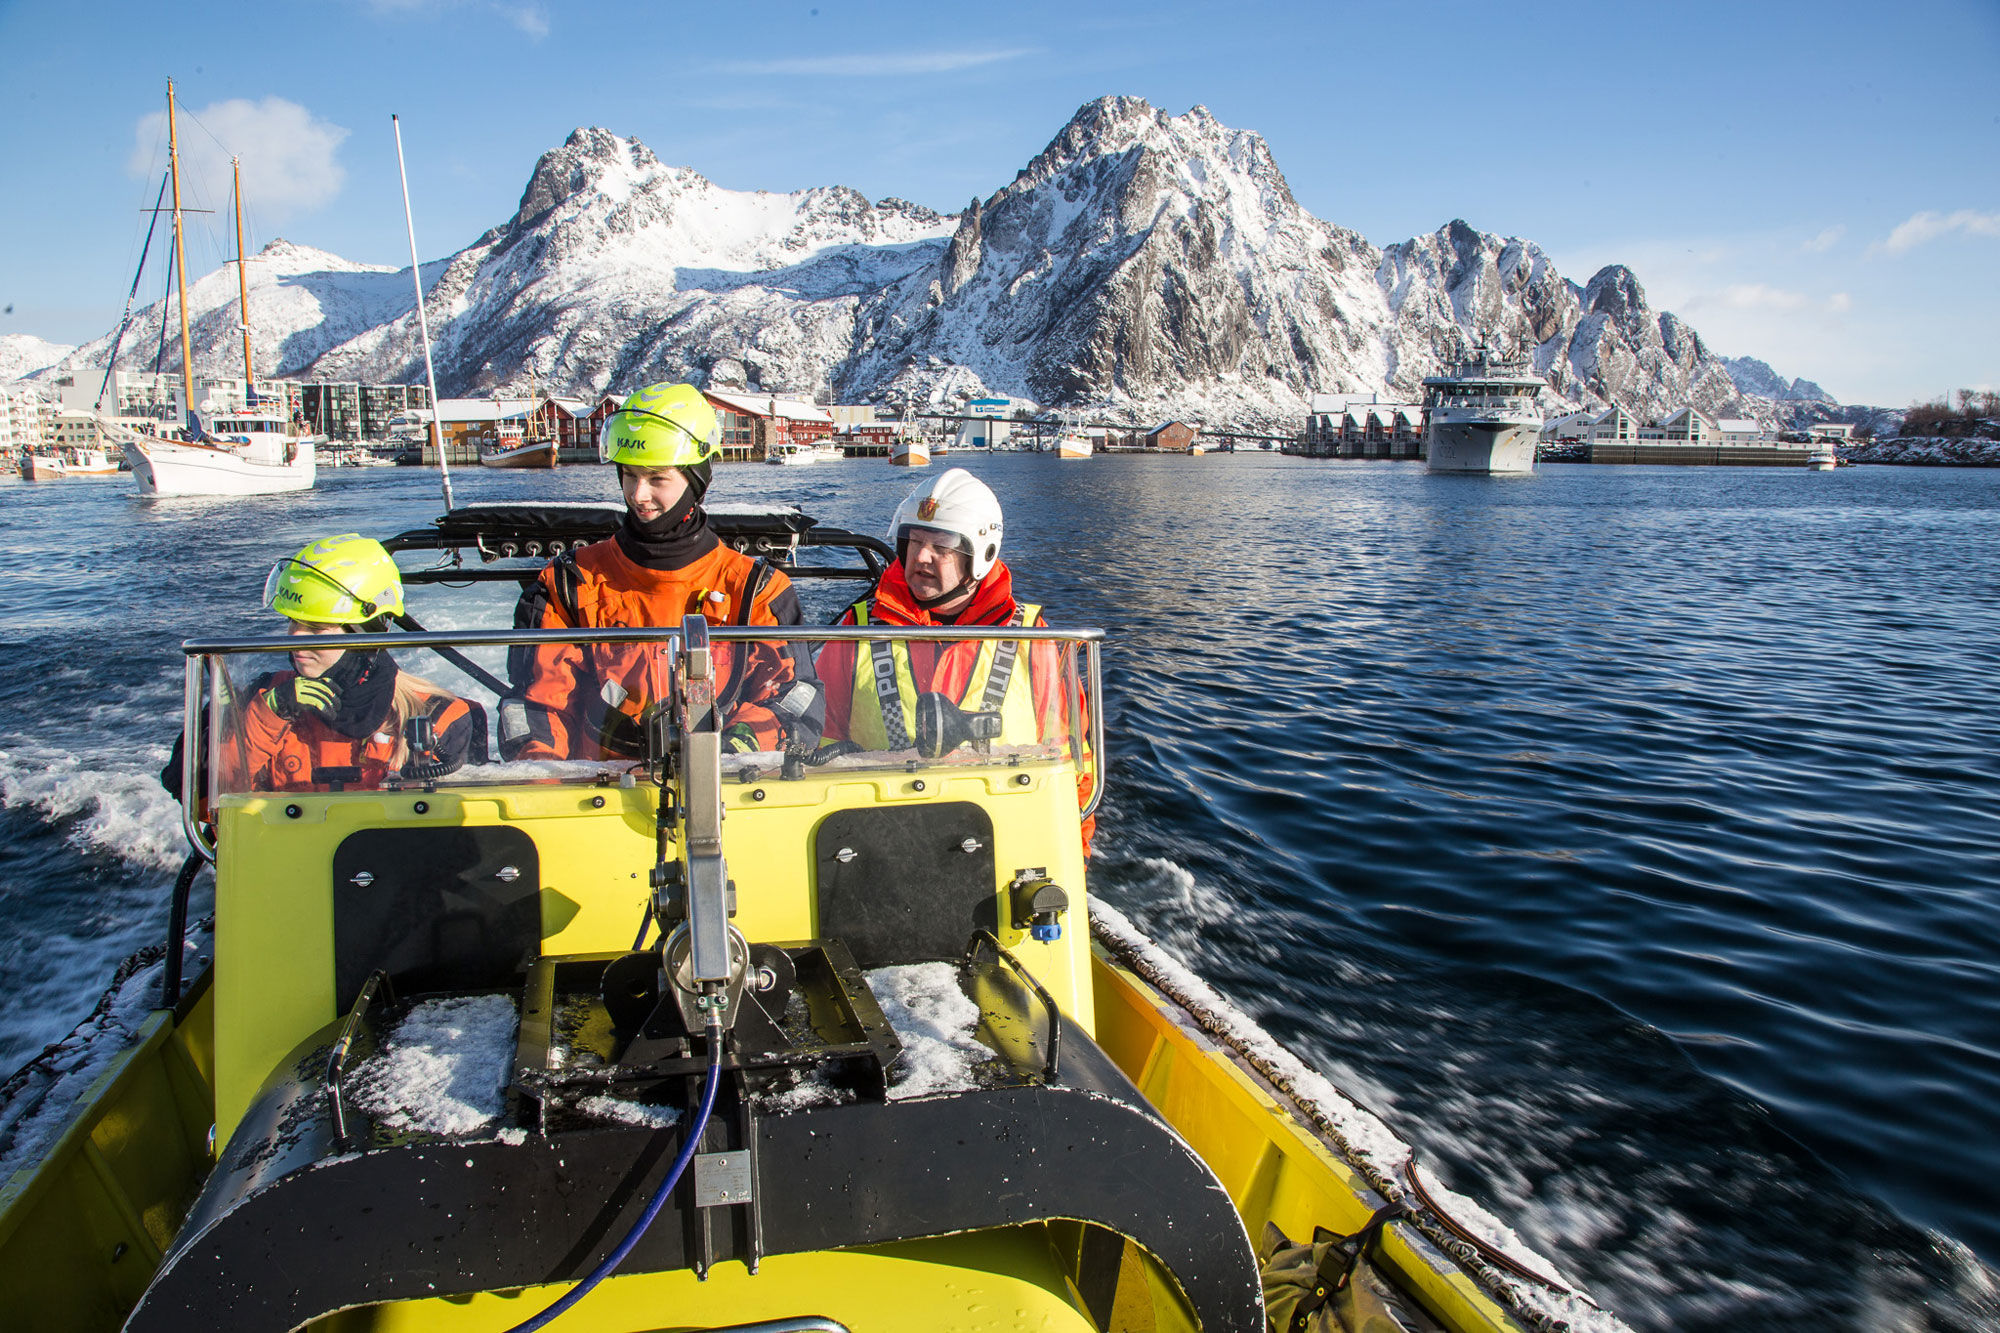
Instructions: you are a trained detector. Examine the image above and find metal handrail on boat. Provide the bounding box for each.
[177,624,1108,861]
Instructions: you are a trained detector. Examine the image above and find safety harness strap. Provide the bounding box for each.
[979,604,1035,714]
[856,604,912,751]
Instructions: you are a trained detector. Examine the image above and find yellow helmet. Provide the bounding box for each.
[600,382,720,468]
[262,534,405,625]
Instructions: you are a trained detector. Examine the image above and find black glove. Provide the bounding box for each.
[262,674,342,723]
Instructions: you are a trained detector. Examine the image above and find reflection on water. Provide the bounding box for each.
[2,458,1998,1329]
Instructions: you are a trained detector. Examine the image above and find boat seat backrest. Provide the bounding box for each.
[329,825,540,1011]
[812,802,997,968]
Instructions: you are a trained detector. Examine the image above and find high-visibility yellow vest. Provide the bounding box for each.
[848,603,1043,752]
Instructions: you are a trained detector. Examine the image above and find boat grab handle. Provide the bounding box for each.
[325,970,392,1149]
[967,930,1061,1081]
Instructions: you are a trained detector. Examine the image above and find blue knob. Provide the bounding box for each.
[1031,922,1062,943]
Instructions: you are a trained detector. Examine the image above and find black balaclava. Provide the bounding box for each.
[317,647,399,740]
[614,462,718,570]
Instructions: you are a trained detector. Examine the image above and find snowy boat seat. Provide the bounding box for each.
[132,952,1263,1333]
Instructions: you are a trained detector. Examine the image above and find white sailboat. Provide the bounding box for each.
[106,81,315,497]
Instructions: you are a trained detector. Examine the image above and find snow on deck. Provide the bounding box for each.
[346,995,518,1137]
[866,962,992,1100]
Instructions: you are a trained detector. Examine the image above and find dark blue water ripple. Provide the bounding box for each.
[2,457,1998,1328]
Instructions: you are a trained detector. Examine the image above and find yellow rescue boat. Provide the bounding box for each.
[0,505,1612,1332]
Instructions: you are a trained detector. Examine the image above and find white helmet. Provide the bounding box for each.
[888,467,1003,581]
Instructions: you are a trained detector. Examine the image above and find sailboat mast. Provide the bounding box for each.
[232,156,254,389]
[165,79,195,429]
[393,113,455,511]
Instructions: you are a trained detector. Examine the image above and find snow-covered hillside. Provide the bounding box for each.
[37,99,1840,428]
[0,335,73,383]
[53,240,407,387]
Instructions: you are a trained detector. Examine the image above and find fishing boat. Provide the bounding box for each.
[102,82,316,497]
[1057,431,1092,460]
[19,451,66,479]
[1422,349,1545,476]
[889,436,930,467]
[0,502,1614,1333]
[481,437,560,469]
[61,447,123,476]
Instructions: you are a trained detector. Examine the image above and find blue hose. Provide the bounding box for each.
[502,1035,724,1332]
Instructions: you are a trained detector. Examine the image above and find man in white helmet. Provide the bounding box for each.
[815,467,1093,848]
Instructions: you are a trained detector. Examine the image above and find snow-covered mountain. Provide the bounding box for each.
[39,98,1838,427]
[1721,356,1833,405]
[55,239,409,392]
[0,335,73,383]
[300,128,955,399]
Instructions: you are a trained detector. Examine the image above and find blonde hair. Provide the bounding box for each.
[386,670,450,769]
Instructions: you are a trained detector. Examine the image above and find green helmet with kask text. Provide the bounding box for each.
[600,382,720,468]
[262,534,405,625]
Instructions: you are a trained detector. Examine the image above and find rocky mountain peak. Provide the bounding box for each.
[1584,265,1647,324]
[32,101,1831,428]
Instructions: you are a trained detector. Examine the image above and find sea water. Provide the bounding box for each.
[1,456,1996,1330]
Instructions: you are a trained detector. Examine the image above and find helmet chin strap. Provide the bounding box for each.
[911,571,978,612]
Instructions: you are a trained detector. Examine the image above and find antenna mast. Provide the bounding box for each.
[166,79,195,432]
[232,156,255,388]
[392,114,455,511]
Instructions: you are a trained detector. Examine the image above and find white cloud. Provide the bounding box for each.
[130,98,348,220]
[1697,283,1808,312]
[719,48,1037,77]
[361,0,548,38]
[500,3,547,37]
[1686,284,1855,317]
[1878,209,2000,255]
[1801,225,1844,253]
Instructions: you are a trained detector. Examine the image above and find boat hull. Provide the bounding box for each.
[119,435,316,496]
[20,454,65,479]
[1426,421,1537,475]
[889,442,930,467]
[63,449,122,476]
[480,440,559,469]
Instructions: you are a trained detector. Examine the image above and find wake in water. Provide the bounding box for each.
[1092,849,2000,1332]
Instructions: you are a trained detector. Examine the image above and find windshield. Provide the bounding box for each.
[185,623,1100,806]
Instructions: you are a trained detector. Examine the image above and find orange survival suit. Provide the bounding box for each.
[816,559,1094,852]
[503,515,821,761]
[233,662,477,793]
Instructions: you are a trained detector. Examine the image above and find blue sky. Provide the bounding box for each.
[1,0,1993,407]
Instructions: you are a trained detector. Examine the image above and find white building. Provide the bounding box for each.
[49,409,104,450]
[1588,406,1638,441]
[955,396,1015,450]
[53,369,182,422]
[1714,417,1766,445]
[1541,410,1596,443]
[1,383,52,452]
[1659,407,1717,443]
